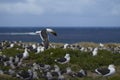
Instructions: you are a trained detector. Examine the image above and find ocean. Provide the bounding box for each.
[0,27,120,43]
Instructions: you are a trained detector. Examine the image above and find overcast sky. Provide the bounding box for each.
[0,0,120,27]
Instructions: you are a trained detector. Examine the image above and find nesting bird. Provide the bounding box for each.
[50,65,60,77]
[92,47,98,56]
[61,67,75,77]
[36,46,45,54]
[57,72,65,80]
[35,28,57,49]
[16,69,33,80]
[32,44,37,49]
[53,64,60,73]
[46,72,53,80]
[55,53,70,64]
[75,69,87,77]
[99,43,104,47]
[23,48,29,59]
[63,43,69,49]
[38,63,51,71]
[95,64,116,76]
[65,67,72,74]
[0,70,4,75]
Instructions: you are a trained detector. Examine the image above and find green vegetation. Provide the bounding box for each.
[0,47,120,80]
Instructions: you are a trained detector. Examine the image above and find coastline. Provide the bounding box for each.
[51,42,120,47]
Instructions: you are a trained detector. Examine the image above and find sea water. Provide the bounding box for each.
[0,27,120,43]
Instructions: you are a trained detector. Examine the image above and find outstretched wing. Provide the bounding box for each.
[0,32,36,35]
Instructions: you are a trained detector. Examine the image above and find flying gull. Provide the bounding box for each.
[36,28,57,49]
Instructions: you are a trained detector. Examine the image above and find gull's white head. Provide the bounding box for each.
[46,28,57,36]
[46,28,54,32]
[65,53,70,58]
[108,64,115,69]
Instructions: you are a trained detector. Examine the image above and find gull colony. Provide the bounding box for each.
[0,28,119,79]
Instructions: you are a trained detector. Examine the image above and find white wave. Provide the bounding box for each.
[0,32,37,35]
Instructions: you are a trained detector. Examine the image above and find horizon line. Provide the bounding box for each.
[0,26,120,28]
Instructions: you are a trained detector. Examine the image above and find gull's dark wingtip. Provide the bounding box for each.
[52,32,57,36]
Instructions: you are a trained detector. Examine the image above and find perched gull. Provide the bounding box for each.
[0,70,4,75]
[63,43,69,49]
[50,65,60,77]
[38,63,51,71]
[31,68,39,79]
[7,42,14,48]
[23,48,29,59]
[36,46,45,54]
[46,72,53,80]
[80,47,85,52]
[66,67,73,74]
[92,47,98,56]
[55,53,70,64]
[8,69,16,76]
[99,43,104,47]
[32,63,40,70]
[57,72,65,80]
[61,67,75,77]
[53,64,60,73]
[16,69,33,80]
[95,64,116,76]
[36,28,57,49]
[75,69,87,77]
[32,44,37,49]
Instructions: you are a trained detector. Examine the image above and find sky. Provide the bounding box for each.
[0,0,120,27]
